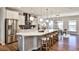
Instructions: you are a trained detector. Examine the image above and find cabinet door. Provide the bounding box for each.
[18,15,25,25]
[6,10,19,19]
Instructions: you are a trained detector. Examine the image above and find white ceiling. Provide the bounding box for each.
[9,7,79,17]
[20,7,79,16]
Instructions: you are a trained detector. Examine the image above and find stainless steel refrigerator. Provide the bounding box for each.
[5,18,18,44]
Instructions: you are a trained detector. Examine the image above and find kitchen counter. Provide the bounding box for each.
[17,29,58,36]
[16,29,58,51]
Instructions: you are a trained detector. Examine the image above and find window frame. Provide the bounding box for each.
[68,20,77,32]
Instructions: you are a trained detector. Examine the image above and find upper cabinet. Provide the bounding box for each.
[5,10,19,19]
[18,15,25,25]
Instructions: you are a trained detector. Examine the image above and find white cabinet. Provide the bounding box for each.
[18,15,25,25]
[5,10,25,25]
[5,10,19,19]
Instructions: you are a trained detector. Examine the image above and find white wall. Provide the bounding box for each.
[61,16,79,35]
[0,8,6,45]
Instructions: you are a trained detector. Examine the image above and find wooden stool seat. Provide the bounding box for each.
[41,37,49,41]
[40,36,50,51]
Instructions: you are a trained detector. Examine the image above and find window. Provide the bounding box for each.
[68,20,76,32]
[57,21,63,30]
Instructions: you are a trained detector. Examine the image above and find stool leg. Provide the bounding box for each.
[46,42,48,51]
[49,39,51,48]
[51,38,53,46]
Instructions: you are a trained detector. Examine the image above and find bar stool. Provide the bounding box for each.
[47,34,52,48]
[54,32,58,41]
[53,31,58,44]
[55,32,58,41]
[40,36,50,51]
[49,33,54,47]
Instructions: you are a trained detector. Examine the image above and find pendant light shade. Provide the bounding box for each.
[40,18,43,22]
[30,16,34,21]
[30,8,34,21]
[46,19,49,22]
[46,8,49,23]
[39,8,43,22]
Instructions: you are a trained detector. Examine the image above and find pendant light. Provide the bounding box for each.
[49,21,53,26]
[40,18,43,22]
[40,8,43,22]
[30,16,34,21]
[46,8,49,23]
[53,10,59,29]
[30,8,34,21]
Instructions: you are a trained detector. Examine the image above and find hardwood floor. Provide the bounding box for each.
[50,35,79,51]
[0,35,79,51]
[0,42,18,51]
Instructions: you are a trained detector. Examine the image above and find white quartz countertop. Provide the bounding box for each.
[16,29,58,36]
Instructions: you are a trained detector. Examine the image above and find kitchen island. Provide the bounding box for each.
[16,29,58,51]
